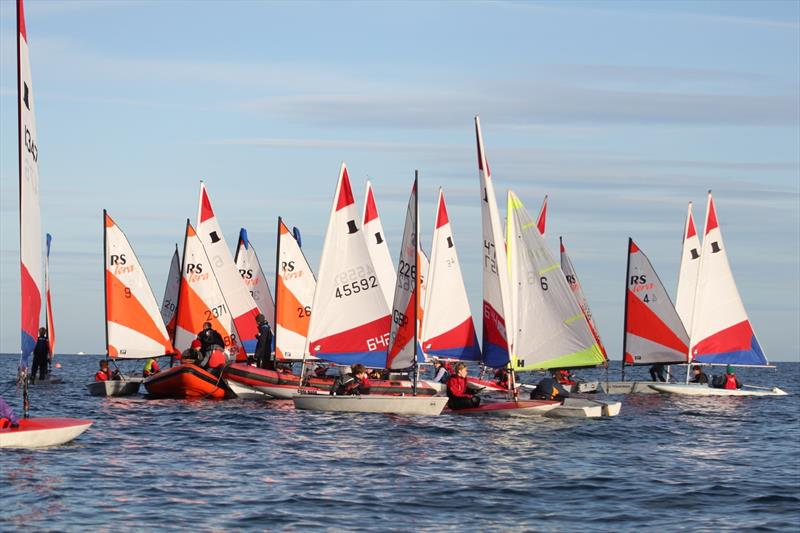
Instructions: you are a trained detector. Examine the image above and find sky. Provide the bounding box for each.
[0,0,798,361]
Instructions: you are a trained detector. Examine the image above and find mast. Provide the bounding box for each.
[412,171,419,396]
[103,210,110,360]
[621,237,632,381]
[273,216,282,365]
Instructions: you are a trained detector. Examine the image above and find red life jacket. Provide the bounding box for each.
[1,418,12,429]
[447,375,471,398]
[207,349,226,370]
[95,370,110,382]
[724,374,738,390]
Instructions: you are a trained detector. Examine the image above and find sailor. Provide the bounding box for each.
[94,360,118,381]
[649,363,667,382]
[0,396,20,429]
[253,313,273,369]
[332,364,371,395]
[197,322,225,357]
[689,365,709,384]
[368,368,383,380]
[494,367,509,388]
[553,369,576,386]
[529,376,570,401]
[30,327,50,383]
[721,365,742,390]
[143,358,161,378]
[431,359,450,383]
[181,340,203,365]
[446,363,480,410]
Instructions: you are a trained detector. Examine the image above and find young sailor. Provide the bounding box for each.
[332,364,371,395]
[31,327,50,383]
[143,358,161,378]
[720,365,742,390]
[529,376,570,401]
[0,396,19,429]
[181,340,203,365]
[253,313,273,369]
[689,365,709,384]
[431,359,450,383]
[94,360,118,381]
[447,363,480,410]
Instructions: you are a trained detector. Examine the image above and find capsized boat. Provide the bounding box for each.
[1,417,93,449]
[143,364,230,399]
[90,211,176,397]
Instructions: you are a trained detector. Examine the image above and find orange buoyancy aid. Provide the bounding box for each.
[207,349,227,370]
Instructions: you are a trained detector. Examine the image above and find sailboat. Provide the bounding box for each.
[363,180,396,309]
[421,189,481,362]
[650,192,786,396]
[293,170,447,415]
[3,0,91,447]
[196,182,259,355]
[160,244,181,344]
[223,217,318,399]
[600,238,691,394]
[143,221,237,399]
[234,228,275,328]
[88,211,175,397]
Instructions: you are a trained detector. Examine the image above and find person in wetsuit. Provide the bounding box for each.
[197,322,224,357]
[690,365,709,384]
[649,363,667,382]
[529,376,570,401]
[332,364,371,396]
[30,327,51,383]
[253,313,274,369]
[447,363,480,410]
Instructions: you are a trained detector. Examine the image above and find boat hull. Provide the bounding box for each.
[599,381,661,394]
[449,399,561,416]
[292,394,448,415]
[0,418,92,448]
[649,383,788,397]
[143,364,230,399]
[546,398,621,418]
[223,363,442,399]
[86,378,142,397]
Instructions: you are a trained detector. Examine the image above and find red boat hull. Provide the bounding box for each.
[143,364,230,399]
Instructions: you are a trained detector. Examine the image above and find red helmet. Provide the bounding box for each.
[191,340,202,349]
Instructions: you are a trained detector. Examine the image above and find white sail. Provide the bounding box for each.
[689,192,767,365]
[306,163,391,367]
[421,189,481,361]
[160,245,181,343]
[387,178,419,370]
[363,180,397,309]
[475,116,513,368]
[624,239,689,365]
[275,218,317,361]
[104,212,173,359]
[235,228,275,329]
[174,221,241,356]
[507,191,604,371]
[560,237,607,359]
[18,0,42,369]
[675,202,701,335]
[196,182,259,353]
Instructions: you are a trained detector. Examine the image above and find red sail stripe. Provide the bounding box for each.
[626,289,688,355]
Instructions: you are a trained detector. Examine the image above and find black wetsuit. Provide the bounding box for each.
[529,377,569,401]
[197,328,225,356]
[690,372,709,384]
[31,335,50,382]
[254,321,273,369]
[649,364,667,382]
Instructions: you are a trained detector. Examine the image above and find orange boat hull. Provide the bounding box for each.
[143,364,230,399]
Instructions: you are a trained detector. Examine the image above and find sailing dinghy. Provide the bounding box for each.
[160,244,181,344]
[88,212,175,397]
[293,170,447,415]
[143,221,236,399]
[650,192,786,397]
[4,0,91,446]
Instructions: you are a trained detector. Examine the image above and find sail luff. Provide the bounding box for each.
[475,116,513,368]
[676,202,701,336]
[18,0,42,369]
[45,233,55,357]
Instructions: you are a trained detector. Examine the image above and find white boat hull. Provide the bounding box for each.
[649,383,788,397]
[449,399,561,417]
[0,418,92,448]
[546,398,621,418]
[293,394,448,416]
[599,381,661,394]
[227,379,272,399]
[86,378,142,397]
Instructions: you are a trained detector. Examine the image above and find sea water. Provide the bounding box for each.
[1,355,799,532]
